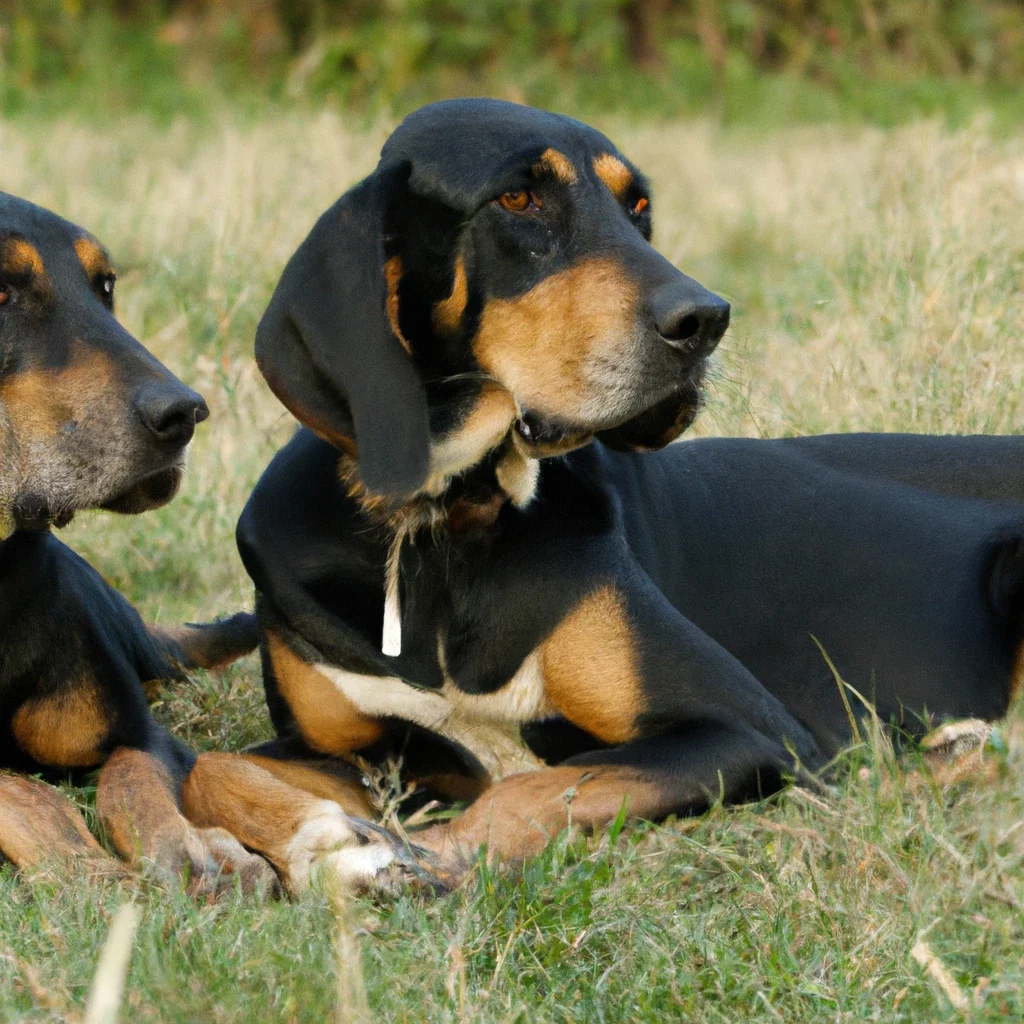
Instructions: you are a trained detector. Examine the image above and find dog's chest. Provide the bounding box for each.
[312,650,553,734]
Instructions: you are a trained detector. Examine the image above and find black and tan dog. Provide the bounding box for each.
[185,100,1024,888]
[0,192,283,894]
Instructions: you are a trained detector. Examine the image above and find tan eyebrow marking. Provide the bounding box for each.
[592,153,634,200]
[4,239,45,276]
[432,255,468,336]
[533,148,578,185]
[74,236,110,280]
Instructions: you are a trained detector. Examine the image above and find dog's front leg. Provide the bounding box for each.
[97,737,279,898]
[408,718,806,880]
[347,574,823,886]
[0,773,121,874]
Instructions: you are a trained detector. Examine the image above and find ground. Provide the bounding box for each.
[2,112,1024,1021]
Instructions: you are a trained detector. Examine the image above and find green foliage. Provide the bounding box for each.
[2,0,1024,124]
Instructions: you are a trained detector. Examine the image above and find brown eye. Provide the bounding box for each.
[498,190,542,213]
[0,290,9,306]
[632,197,649,215]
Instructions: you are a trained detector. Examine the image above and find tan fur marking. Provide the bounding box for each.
[534,148,578,185]
[472,257,641,421]
[425,382,517,493]
[267,631,384,755]
[0,345,119,445]
[495,444,540,507]
[242,754,374,817]
[4,239,45,276]
[98,750,279,897]
[541,587,642,745]
[593,153,633,200]
[12,684,110,768]
[0,773,114,869]
[74,236,109,280]
[0,368,65,442]
[432,255,469,336]
[412,764,664,868]
[183,752,362,893]
[384,255,412,354]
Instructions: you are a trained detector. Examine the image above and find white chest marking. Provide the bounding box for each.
[312,651,553,732]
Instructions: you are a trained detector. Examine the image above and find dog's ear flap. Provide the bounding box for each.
[255,164,430,499]
[597,385,702,453]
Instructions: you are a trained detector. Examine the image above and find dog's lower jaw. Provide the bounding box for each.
[101,463,185,515]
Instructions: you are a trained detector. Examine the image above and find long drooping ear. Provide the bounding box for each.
[597,379,704,453]
[255,164,430,499]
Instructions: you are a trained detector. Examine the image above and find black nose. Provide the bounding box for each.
[134,384,209,446]
[650,284,730,356]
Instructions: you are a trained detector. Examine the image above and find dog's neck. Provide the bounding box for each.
[339,436,529,543]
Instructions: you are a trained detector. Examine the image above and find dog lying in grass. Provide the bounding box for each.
[0,191,277,896]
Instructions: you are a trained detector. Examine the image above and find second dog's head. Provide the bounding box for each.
[0,193,208,536]
[257,99,728,503]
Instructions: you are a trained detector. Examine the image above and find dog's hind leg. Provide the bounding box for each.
[0,773,119,873]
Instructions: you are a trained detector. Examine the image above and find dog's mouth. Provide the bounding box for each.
[101,465,185,515]
[513,415,594,458]
[515,361,709,458]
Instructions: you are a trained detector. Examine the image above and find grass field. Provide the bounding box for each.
[3,110,1024,1021]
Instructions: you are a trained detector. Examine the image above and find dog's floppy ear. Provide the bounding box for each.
[255,163,430,499]
[597,384,703,453]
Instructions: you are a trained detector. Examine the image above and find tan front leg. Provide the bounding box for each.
[0,773,118,873]
[410,765,664,878]
[182,752,374,894]
[97,747,278,897]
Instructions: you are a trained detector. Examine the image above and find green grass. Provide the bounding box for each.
[4,111,1024,1020]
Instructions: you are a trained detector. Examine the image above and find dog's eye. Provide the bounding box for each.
[99,273,116,306]
[0,289,9,307]
[632,197,649,215]
[497,190,542,213]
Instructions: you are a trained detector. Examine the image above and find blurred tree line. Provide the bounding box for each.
[1,0,1023,121]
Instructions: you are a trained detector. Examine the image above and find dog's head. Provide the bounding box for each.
[0,193,208,536]
[257,99,728,503]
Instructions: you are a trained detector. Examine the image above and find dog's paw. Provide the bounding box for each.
[143,820,279,899]
[195,826,282,899]
[280,800,368,894]
[918,718,994,786]
[921,718,992,763]
[322,819,452,895]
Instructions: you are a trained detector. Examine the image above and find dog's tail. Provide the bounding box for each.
[152,612,259,672]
